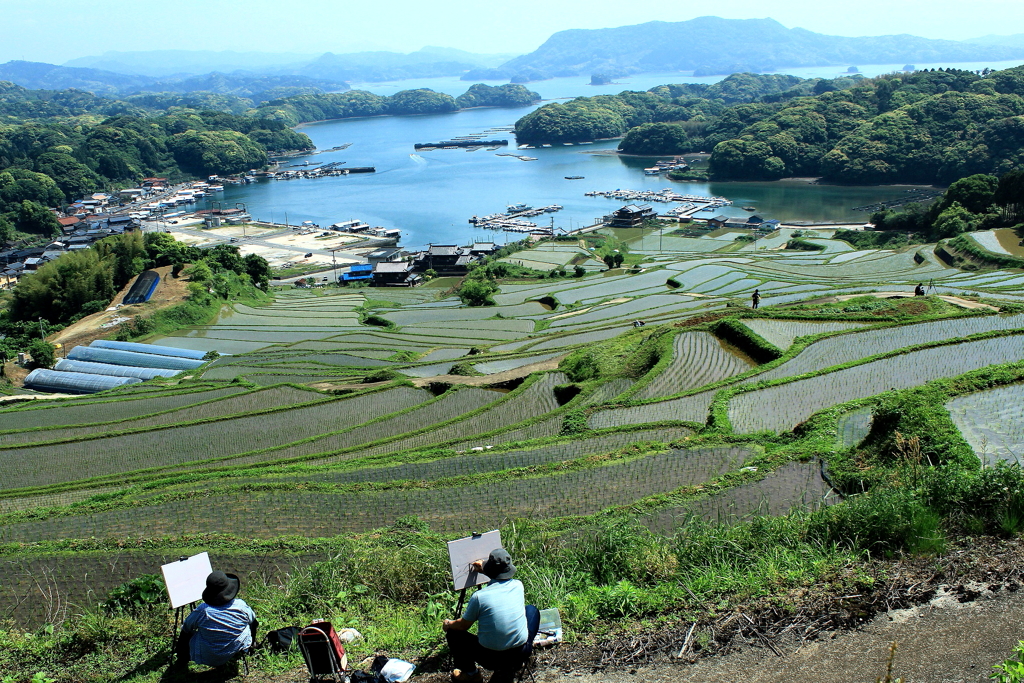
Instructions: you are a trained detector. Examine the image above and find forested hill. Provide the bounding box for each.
[514,67,1024,185]
[0,82,540,236]
[464,16,1024,82]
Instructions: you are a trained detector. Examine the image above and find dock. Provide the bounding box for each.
[584,189,731,217]
[415,139,509,149]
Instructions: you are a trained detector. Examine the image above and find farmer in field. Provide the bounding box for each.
[175,571,258,669]
[915,283,925,296]
[751,289,761,309]
[442,548,528,683]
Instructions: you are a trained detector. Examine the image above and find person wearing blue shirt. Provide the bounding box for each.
[175,571,258,669]
[442,548,528,683]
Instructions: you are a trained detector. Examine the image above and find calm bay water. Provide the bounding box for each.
[217,59,1024,250]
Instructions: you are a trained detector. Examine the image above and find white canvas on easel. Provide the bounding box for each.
[447,530,502,590]
[161,552,213,608]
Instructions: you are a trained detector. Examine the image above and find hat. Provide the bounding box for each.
[202,571,240,606]
[481,548,516,580]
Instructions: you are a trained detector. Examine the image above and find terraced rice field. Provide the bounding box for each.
[0,446,753,541]
[730,334,1024,433]
[642,461,835,532]
[947,384,1024,466]
[7,230,1024,625]
[637,332,754,399]
[749,314,1024,384]
[0,386,432,490]
[738,319,869,349]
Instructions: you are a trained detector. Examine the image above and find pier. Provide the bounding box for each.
[414,139,509,149]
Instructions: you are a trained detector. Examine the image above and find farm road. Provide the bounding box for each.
[532,587,1024,683]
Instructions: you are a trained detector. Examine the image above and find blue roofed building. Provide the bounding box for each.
[342,263,373,282]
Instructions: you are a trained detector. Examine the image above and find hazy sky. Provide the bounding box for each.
[2,0,1023,63]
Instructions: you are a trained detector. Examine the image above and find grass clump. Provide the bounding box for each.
[711,318,783,364]
[559,326,671,382]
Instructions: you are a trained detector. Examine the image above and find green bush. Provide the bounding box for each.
[102,574,166,615]
[785,238,825,251]
[363,368,399,383]
[458,279,498,307]
[26,339,55,369]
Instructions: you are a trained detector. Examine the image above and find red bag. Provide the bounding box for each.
[298,620,348,676]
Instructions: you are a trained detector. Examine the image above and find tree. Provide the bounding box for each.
[995,169,1024,222]
[242,253,271,289]
[14,200,61,236]
[458,279,498,306]
[27,339,55,370]
[935,174,998,214]
[932,202,978,239]
[169,130,268,175]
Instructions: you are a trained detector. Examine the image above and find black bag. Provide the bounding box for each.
[267,626,301,653]
[350,672,386,683]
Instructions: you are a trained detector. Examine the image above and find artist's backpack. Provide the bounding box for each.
[267,626,301,653]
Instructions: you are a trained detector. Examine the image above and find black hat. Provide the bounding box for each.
[202,571,240,606]
[481,548,516,580]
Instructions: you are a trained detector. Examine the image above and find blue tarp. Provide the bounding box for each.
[67,346,205,370]
[54,358,180,380]
[90,339,207,360]
[25,369,142,394]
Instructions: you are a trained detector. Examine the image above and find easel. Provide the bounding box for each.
[447,530,501,618]
[161,552,213,650]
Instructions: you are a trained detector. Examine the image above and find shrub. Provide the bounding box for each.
[102,574,166,615]
[363,368,398,383]
[458,279,498,307]
[26,339,55,369]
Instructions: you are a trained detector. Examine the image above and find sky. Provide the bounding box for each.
[1,0,1023,64]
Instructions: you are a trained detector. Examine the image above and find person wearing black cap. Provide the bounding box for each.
[175,571,258,668]
[442,548,528,683]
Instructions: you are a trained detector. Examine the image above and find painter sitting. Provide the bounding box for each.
[176,571,258,668]
[442,548,528,683]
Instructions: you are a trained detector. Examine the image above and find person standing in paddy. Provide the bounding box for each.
[751,289,761,309]
[443,548,528,683]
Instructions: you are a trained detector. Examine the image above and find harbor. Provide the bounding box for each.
[468,203,564,234]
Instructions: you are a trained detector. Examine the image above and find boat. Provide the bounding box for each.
[644,168,660,175]
[565,176,585,180]
[742,206,756,211]
[506,203,532,214]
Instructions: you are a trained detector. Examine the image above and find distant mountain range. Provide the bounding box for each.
[964,34,1024,47]
[64,50,320,78]
[0,47,515,102]
[462,17,1024,81]
[4,19,1024,99]
[0,61,350,102]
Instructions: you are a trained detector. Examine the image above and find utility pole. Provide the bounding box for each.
[38,317,45,341]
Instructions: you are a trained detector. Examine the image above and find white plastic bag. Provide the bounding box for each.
[380,658,415,682]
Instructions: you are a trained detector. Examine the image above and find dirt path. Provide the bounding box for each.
[798,291,1000,311]
[50,265,190,353]
[541,587,1024,683]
